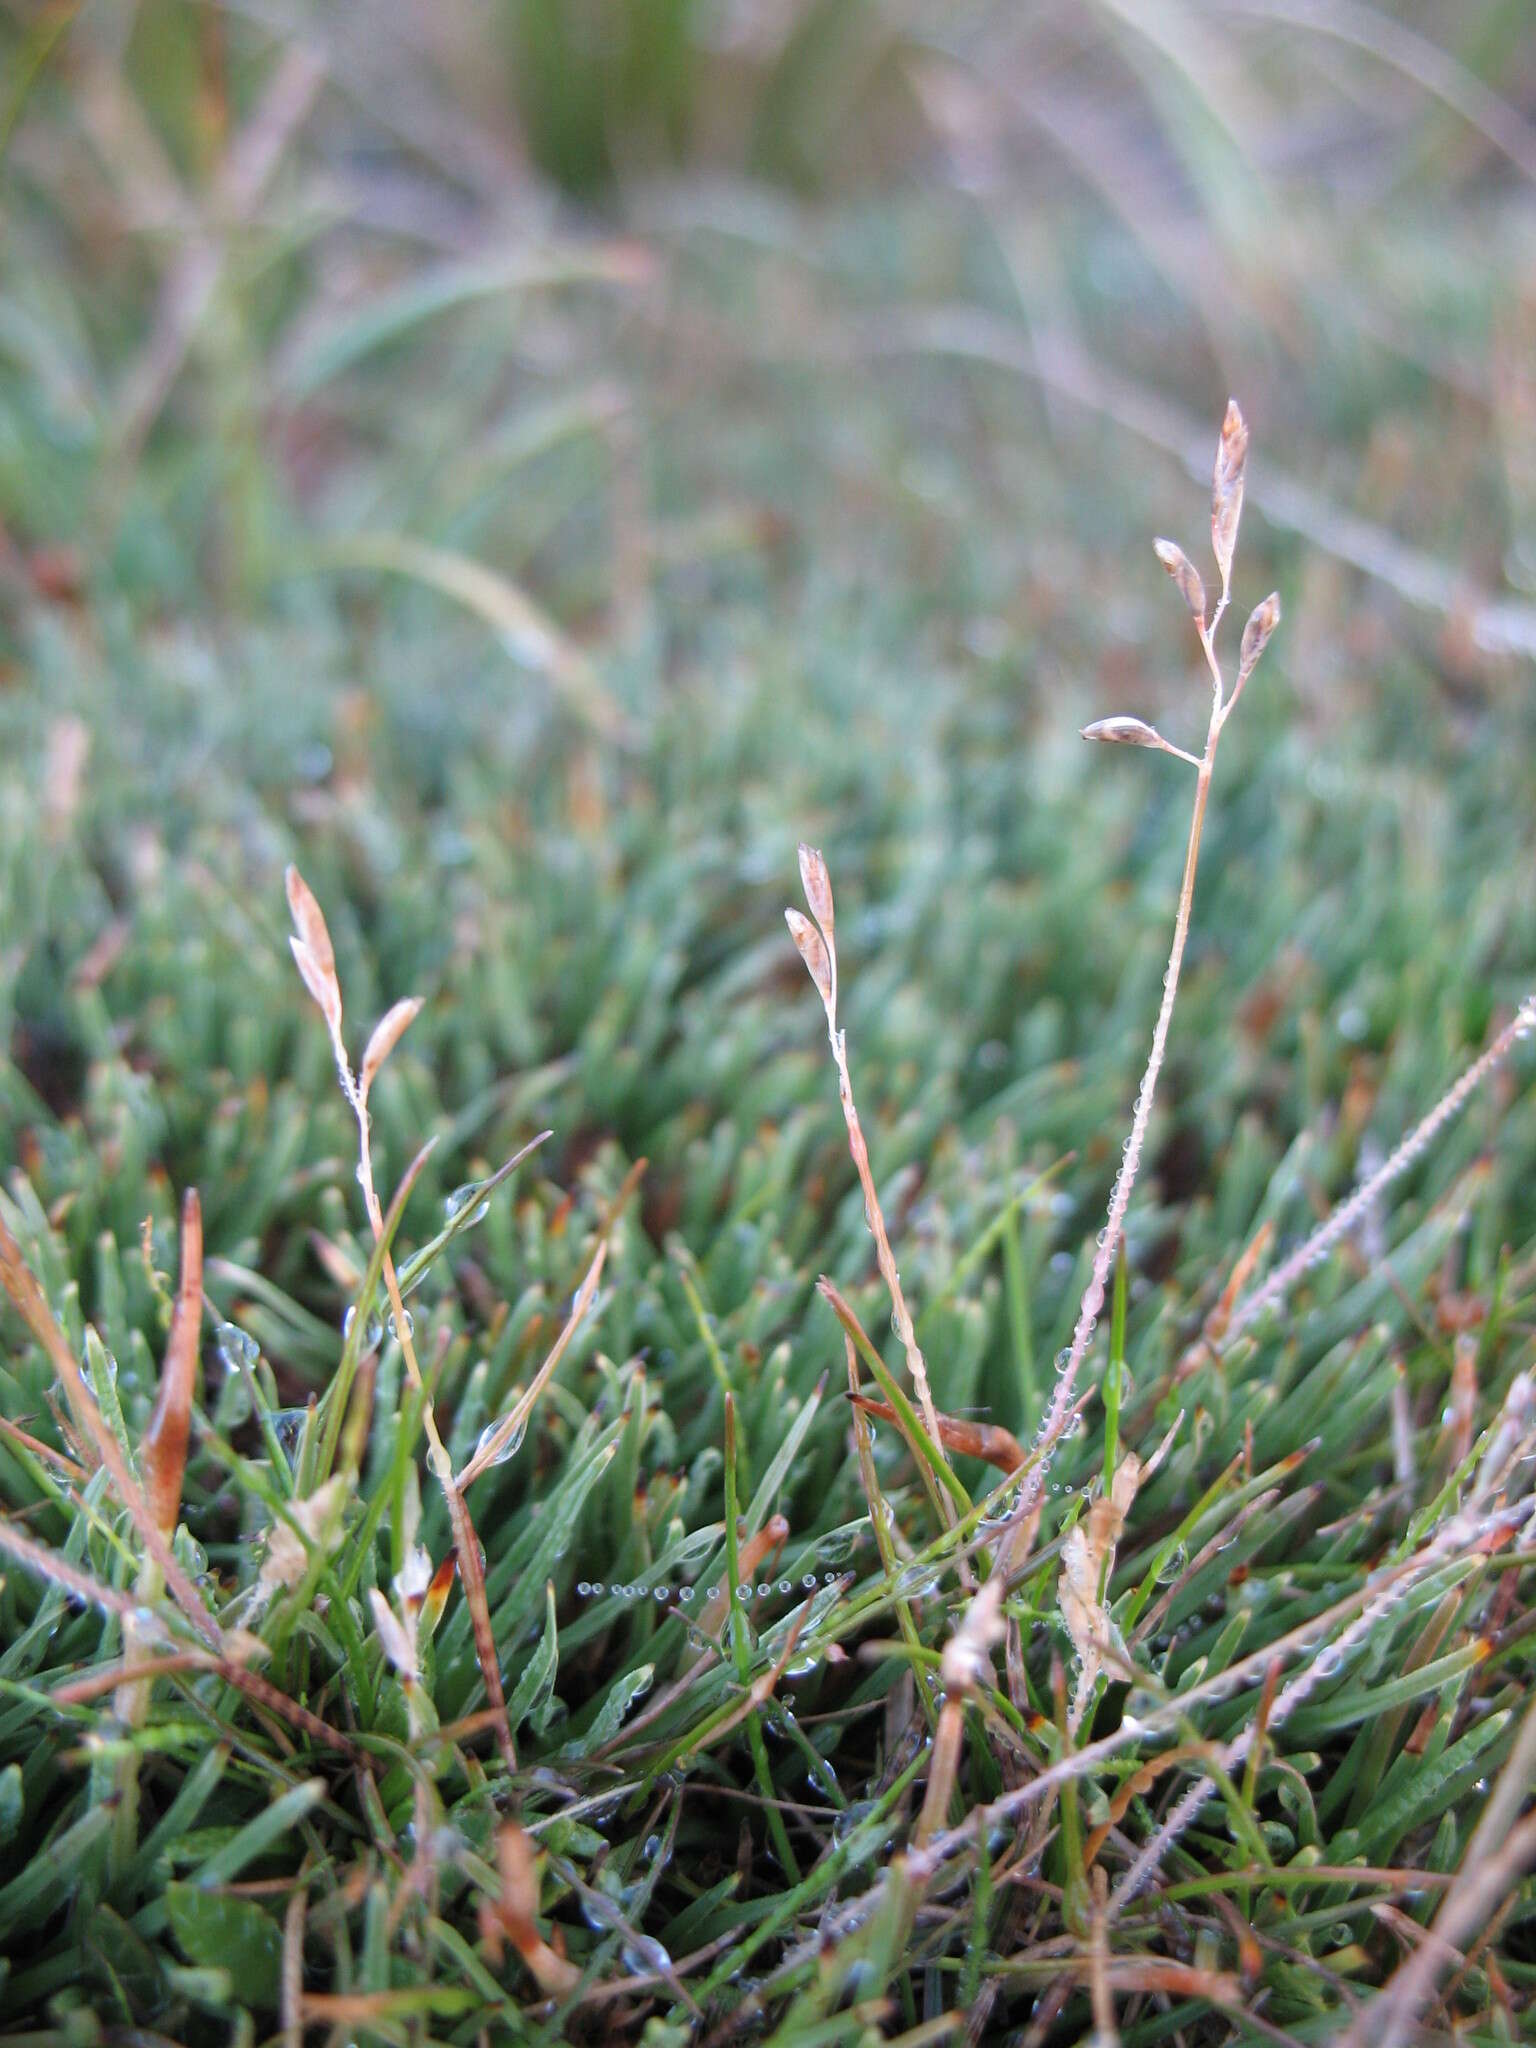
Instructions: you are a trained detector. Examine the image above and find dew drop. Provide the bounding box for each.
[472,1414,527,1468]
[217,1322,260,1371]
[388,1309,414,1343]
[342,1307,383,1352]
[273,1407,307,1458]
[622,1935,671,1976]
[445,1184,491,1224]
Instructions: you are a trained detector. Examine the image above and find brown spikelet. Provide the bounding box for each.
[785,908,833,1007]
[143,1188,203,1537]
[1239,592,1281,677]
[285,865,343,1040]
[285,864,335,978]
[1211,399,1249,590]
[360,996,423,1098]
[1082,716,1167,751]
[1153,539,1206,623]
[797,842,834,940]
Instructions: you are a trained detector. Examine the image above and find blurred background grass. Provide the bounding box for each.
[4,0,1535,1233]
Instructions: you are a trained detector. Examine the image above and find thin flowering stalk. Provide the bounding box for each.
[787,844,953,1515]
[285,866,519,1774]
[1000,402,1279,1570]
[1222,993,1536,1345]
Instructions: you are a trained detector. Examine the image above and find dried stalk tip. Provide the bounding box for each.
[1239,592,1282,675]
[1082,715,1167,751]
[360,996,424,1098]
[286,864,343,1041]
[785,907,833,1008]
[1153,538,1206,623]
[1211,399,1249,589]
[285,865,336,981]
[797,842,835,939]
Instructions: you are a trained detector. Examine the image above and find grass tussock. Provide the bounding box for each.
[3,6,1536,2043]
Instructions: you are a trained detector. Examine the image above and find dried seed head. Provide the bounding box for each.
[285,865,336,981]
[939,1577,1006,1695]
[786,908,834,1008]
[1082,715,1167,751]
[1153,539,1206,623]
[1211,399,1249,590]
[1239,591,1281,676]
[285,866,343,1043]
[360,996,424,1098]
[797,842,835,940]
[289,937,342,1041]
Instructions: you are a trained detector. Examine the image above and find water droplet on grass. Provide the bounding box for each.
[473,1414,527,1467]
[622,1935,671,1976]
[342,1307,382,1352]
[273,1408,307,1457]
[217,1323,259,1371]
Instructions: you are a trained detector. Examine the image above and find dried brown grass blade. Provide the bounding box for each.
[0,1213,221,1647]
[143,1187,202,1537]
[480,1823,581,1995]
[850,1392,1024,1474]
